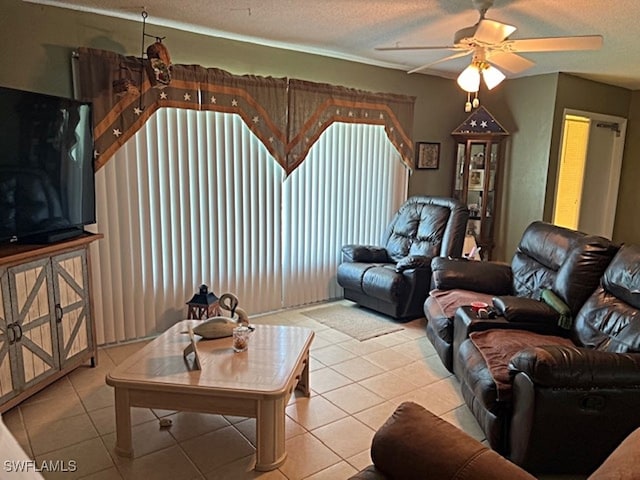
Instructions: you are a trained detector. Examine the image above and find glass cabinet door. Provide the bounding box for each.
[466,142,486,239]
[452,138,501,259]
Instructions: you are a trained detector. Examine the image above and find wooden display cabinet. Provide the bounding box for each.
[451,107,508,260]
[0,233,102,412]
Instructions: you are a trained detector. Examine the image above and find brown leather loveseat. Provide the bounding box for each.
[424,221,617,371]
[453,243,640,474]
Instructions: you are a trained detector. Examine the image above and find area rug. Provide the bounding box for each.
[301,305,404,341]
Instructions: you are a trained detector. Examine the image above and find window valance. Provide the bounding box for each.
[74,47,416,173]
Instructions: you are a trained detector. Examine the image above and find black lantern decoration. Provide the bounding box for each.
[186,285,222,320]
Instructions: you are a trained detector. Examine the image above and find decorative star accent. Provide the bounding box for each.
[252,116,259,124]
[379,113,384,119]
[211,96,217,104]
[160,91,168,100]
[318,121,323,127]
[480,120,488,128]
[134,107,143,116]
[470,120,477,127]
[269,137,275,143]
[113,128,122,137]
[336,109,341,115]
[348,111,354,117]
[183,93,191,101]
[390,127,394,132]
[231,99,239,107]
[364,112,369,117]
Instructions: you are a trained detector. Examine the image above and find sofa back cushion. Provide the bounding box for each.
[381,196,468,262]
[511,222,616,315]
[573,244,640,352]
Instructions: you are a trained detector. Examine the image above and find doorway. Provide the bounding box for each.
[552,109,627,238]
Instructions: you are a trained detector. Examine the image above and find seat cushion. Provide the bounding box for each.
[337,262,407,304]
[361,265,408,303]
[467,329,574,402]
[429,288,495,320]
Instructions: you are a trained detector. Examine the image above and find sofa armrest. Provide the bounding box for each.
[431,257,513,294]
[509,345,640,388]
[368,401,535,480]
[395,255,432,273]
[492,296,560,325]
[342,244,390,263]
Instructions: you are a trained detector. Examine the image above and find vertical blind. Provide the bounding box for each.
[90,108,407,344]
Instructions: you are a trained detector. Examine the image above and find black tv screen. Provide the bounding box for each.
[0,86,95,244]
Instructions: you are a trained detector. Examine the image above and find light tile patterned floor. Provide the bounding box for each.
[2,300,580,479]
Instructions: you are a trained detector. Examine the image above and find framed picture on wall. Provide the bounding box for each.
[416,142,440,169]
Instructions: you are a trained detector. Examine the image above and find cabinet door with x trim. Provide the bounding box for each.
[52,249,94,369]
[7,258,60,392]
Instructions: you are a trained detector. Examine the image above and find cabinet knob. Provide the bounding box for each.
[6,323,16,345]
[55,304,64,323]
[14,323,22,342]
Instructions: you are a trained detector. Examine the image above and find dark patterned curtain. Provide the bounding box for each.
[75,48,415,173]
[287,79,415,171]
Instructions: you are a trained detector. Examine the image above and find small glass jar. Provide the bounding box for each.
[232,325,251,352]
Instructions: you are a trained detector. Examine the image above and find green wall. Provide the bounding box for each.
[2,0,638,261]
[482,74,559,259]
[614,90,640,243]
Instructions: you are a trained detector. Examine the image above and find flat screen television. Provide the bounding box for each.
[0,85,96,244]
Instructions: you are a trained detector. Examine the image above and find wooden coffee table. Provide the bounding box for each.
[105,320,314,471]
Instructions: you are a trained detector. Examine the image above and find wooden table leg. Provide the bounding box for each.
[295,352,311,397]
[255,396,287,471]
[113,388,134,457]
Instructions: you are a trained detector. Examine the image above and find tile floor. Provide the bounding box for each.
[2,301,582,479]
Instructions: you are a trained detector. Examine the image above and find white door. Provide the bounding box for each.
[554,110,626,239]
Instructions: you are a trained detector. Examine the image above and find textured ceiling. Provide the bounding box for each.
[28,0,640,90]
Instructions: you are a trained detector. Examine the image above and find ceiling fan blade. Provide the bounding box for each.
[505,35,603,53]
[408,50,473,74]
[375,45,459,51]
[488,51,535,74]
[474,19,517,45]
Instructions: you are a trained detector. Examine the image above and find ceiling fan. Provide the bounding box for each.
[376,0,603,84]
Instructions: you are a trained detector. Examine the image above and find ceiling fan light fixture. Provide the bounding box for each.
[482,64,505,89]
[457,64,481,92]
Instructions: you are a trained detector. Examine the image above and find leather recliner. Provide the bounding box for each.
[337,196,468,320]
[455,243,640,474]
[424,221,617,370]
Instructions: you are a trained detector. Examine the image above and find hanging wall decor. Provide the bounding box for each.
[146,39,172,88]
[110,10,171,99]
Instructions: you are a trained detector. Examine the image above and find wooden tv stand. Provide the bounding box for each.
[0,232,102,413]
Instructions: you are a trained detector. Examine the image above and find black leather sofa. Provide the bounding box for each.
[337,196,468,320]
[424,221,617,371]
